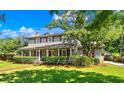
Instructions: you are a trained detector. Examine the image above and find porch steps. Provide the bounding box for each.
[34,60,43,66]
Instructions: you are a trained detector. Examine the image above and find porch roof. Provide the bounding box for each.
[19,42,81,50]
[26,33,64,39]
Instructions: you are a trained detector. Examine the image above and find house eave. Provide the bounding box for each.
[26,33,65,39]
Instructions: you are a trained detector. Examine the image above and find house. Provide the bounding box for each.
[20,32,83,61]
[20,32,102,61]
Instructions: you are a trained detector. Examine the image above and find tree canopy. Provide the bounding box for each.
[0,37,23,54]
[48,10,124,56]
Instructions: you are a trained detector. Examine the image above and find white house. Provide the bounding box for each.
[20,32,102,61]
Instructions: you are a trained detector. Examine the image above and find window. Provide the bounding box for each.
[54,36,61,42]
[48,37,53,42]
[28,39,34,44]
[41,38,46,43]
[36,38,40,43]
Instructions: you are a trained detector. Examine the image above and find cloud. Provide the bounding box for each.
[0,26,64,38]
[0,26,36,38]
[19,26,36,36]
[0,29,18,38]
[53,14,62,20]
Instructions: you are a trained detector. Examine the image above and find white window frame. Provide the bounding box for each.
[36,38,40,43]
[48,37,53,42]
[54,36,61,42]
[41,38,46,43]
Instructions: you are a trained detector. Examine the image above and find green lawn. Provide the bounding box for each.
[0,60,33,72]
[0,60,124,83]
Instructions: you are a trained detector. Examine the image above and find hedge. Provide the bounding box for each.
[0,53,15,60]
[42,56,69,65]
[71,55,100,66]
[104,55,124,63]
[12,56,36,64]
[42,56,100,66]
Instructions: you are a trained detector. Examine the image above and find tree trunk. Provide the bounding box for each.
[88,51,92,57]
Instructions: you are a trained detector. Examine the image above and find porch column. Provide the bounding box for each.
[29,50,31,56]
[21,51,23,56]
[70,48,72,56]
[46,49,49,57]
[38,50,40,61]
[58,48,60,56]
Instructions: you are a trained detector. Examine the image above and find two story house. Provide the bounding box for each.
[20,32,83,61]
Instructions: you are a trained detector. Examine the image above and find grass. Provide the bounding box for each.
[0,60,33,72]
[0,60,124,83]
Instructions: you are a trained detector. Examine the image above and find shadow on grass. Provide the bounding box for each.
[0,69,124,83]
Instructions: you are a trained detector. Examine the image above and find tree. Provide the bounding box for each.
[48,10,90,30]
[65,26,122,56]
[48,10,123,57]
[0,38,22,54]
[48,10,114,30]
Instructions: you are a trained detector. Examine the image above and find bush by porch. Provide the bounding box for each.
[42,55,100,66]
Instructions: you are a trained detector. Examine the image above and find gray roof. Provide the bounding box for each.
[20,42,69,50]
[20,41,82,50]
[26,33,64,39]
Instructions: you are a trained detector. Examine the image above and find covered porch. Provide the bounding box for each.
[19,44,83,61]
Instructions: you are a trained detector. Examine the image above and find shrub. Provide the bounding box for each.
[81,56,93,66]
[122,57,124,62]
[93,58,100,65]
[71,55,99,66]
[122,52,124,56]
[42,56,58,64]
[12,56,36,64]
[112,52,120,57]
[42,56,69,65]
[108,56,113,61]
[71,55,82,66]
[104,53,124,63]
[58,56,69,64]
[113,55,120,62]
[42,56,100,66]
[0,53,15,60]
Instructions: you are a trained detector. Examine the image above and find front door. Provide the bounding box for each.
[49,51,52,56]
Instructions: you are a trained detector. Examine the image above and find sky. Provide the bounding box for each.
[0,10,64,38]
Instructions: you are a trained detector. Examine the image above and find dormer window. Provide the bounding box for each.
[48,37,52,42]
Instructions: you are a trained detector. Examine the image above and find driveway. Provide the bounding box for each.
[104,61,124,67]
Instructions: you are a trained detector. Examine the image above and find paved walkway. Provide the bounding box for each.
[104,61,124,67]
